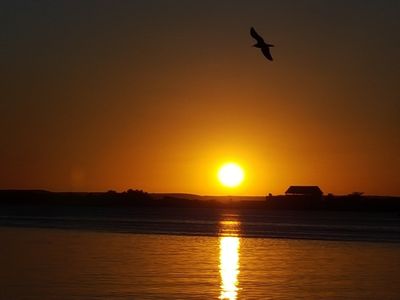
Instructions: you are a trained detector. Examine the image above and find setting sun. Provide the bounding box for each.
[218,163,245,188]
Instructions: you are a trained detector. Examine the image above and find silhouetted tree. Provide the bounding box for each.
[125,189,151,201]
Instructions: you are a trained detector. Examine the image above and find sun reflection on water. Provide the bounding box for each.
[219,219,240,300]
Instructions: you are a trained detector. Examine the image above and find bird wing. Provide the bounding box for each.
[261,47,273,61]
[250,27,264,43]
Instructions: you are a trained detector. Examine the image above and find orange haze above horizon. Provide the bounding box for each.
[1,1,399,196]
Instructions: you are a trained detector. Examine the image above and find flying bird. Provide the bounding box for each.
[250,27,274,61]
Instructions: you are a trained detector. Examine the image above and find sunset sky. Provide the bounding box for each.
[1,1,399,196]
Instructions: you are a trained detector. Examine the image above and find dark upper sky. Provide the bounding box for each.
[1,1,399,195]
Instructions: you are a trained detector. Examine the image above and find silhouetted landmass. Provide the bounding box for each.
[0,189,219,208]
[264,194,400,212]
[0,189,399,212]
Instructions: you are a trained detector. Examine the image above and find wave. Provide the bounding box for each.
[1,208,399,243]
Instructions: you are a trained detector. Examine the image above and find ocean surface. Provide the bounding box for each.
[1,207,400,299]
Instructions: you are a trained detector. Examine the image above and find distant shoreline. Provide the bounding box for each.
[1,189,400,212]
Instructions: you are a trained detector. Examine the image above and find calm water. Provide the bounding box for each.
[1,213,400,299]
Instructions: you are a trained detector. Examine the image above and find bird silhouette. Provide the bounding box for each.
[250,27,274,61]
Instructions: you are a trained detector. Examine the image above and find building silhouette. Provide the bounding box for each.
[285,186,323,197]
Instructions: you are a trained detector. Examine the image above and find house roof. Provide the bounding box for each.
[285,186,323,195]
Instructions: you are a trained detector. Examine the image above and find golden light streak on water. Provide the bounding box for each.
[219,218,240,300]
